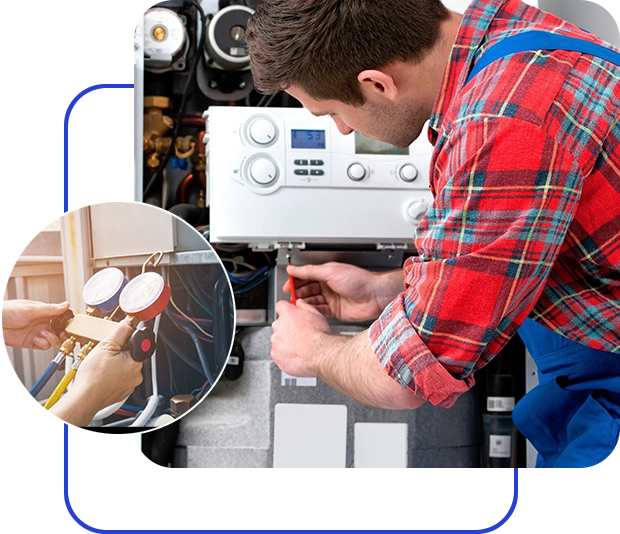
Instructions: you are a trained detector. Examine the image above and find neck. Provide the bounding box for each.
[410,11,463,117]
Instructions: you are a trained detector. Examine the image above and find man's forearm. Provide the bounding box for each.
[312,330,426,410]
[373,269,406,311]
[50,388,100,427]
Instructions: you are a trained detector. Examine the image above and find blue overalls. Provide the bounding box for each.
[466,32,620,468]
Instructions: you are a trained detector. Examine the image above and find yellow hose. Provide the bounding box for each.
[44,368,77,410]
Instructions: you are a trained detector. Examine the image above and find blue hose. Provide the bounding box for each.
[30,360,60,398]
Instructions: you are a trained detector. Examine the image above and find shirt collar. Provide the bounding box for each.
[428,0,511,136]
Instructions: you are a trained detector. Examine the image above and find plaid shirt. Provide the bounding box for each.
[369,0,620,408]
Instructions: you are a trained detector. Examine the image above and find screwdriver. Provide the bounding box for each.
[286,253,297,305]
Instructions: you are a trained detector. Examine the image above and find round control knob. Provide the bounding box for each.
[248,118,277,146]
[399,164,418,183]
[347,163,367,182]
[248,157,278,185]
[404,200,429,224]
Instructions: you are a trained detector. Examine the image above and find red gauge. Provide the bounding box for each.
[119,272,171,322]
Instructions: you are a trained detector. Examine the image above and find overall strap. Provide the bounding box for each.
[466,30,620,85]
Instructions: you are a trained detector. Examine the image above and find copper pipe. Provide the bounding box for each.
[178,116,206,128]
[197,130,206,187]
[177,172,196,205]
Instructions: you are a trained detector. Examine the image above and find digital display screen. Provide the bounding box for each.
[355,132,409,155]
[291,129,326,149]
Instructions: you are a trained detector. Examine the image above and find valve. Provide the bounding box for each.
[51,309,75,336]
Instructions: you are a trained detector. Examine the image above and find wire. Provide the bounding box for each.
[170,266,213,316]
[169,296,213,339]
[264,92,279,107]
[195,379,211,401]
[233,270,272,295]
[221,257,259,272]
[115,408,137,418]
[168,310,212,323]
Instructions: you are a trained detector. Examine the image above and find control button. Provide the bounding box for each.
[248,118,277,146]
[404,200,429,224]
[294,159,309,166]
[347,163,367,182]
[310,160,324,166]
[294,169,309,176]
[310,169,324,176]
[399,164,418,183]
[249,157,278,185]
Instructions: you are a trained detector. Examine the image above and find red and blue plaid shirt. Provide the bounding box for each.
[369,0,620,408]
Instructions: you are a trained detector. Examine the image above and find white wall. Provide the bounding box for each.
[539,0,620,47]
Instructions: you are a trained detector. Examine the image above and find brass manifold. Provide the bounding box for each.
[143,96,197,169]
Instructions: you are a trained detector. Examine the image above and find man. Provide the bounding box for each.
[246,0,620,467]
[3,300,143,426]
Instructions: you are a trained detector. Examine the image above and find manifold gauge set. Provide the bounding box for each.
[207,107,434,248]
[30,258,171,411]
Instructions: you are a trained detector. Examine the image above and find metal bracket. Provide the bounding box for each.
[376,243,408,251]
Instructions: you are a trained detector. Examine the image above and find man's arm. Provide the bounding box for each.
[271,300,425,410]
[313,330,426,410]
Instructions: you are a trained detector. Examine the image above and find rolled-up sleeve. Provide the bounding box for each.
[369,117,584,407]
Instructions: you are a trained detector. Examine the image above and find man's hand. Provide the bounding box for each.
[283,262,404,323]
[271,300,332,377]
[50,319,144,427]
[271,300,426,410]
[2,300,70,350]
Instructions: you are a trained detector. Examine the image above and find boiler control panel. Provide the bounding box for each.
[207,106,435,247]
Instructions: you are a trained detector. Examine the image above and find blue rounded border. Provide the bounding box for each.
[64,84,605,534]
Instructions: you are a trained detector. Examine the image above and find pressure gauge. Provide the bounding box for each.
[82,268,128,315]
[119,272,171,322]
[144,8,189,73]
[204,5,254,70]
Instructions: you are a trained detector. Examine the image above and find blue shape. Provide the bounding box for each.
[64,425,605,534]
[64,79,605,534]
[64,84,134,211]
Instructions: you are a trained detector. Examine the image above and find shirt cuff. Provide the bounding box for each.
[369,294,475,408]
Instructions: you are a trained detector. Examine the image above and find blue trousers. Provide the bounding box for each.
[513,319,620,467]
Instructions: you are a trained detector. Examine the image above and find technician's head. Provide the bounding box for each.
[246,0,454,147]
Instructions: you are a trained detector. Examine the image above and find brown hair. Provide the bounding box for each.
[246,0,451,105]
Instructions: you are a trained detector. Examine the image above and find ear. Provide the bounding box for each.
[357,69,399,102]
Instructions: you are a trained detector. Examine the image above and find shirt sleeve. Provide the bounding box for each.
[369,117,584,408]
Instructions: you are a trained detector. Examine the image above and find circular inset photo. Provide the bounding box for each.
[3,202,235,432]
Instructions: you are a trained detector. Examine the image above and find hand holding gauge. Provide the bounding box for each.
[32,253,171,417]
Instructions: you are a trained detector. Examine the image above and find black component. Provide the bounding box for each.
[213,274,235,369]
[128,327,157,362]
[224,339,245,380]
[51,309,74,336]
[168,204,209,226]
[294,159,309,166]
[310,169,324,176]
[310,160,324,166]
[294,169,309,176]
[141,419,181,467]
